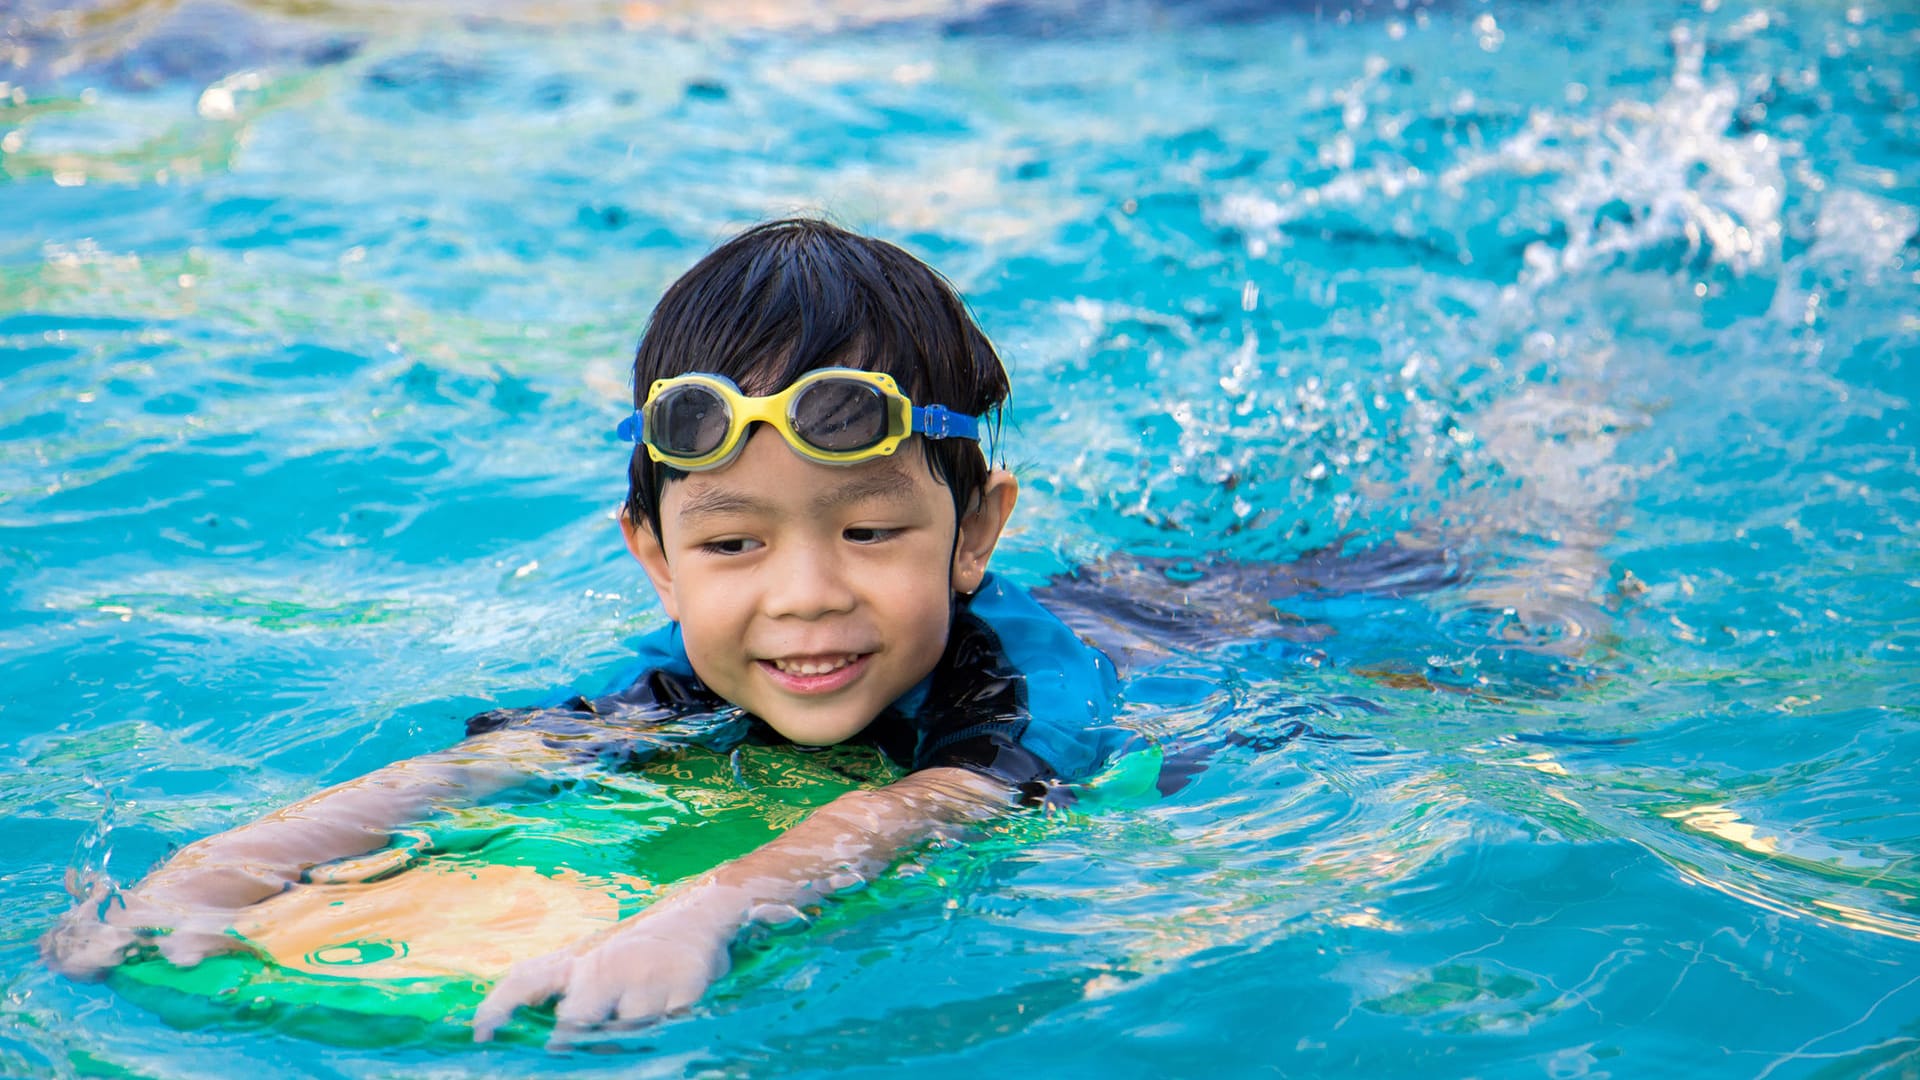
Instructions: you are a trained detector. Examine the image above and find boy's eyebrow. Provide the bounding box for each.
[809,463,918,512]
[675,463,919,523]
[676,488,773,521]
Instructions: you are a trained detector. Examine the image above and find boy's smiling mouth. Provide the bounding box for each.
[769,654,862,675]
[759,653,871,693]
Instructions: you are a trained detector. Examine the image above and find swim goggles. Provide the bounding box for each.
[615,368,983,471]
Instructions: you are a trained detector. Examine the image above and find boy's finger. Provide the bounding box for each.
[546,999,622,1052]
[39,914,136,980]
[157,929,249,968]
[550,975,622,1030]
[472,953,570,1043]
[664,976,709,1014]
[614,982,671,1024]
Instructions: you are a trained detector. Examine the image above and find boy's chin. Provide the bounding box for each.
[758,713,876,747]
[747,696,885,747]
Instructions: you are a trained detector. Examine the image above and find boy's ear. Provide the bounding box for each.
[619,508,680,622]
[951,468,1019,596]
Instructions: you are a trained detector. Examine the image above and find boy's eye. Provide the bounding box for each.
[699,537,762,556]
[843,526,898,544]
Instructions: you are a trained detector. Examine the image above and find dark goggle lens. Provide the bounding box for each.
[792,380,890,452]
[650,385,731,457]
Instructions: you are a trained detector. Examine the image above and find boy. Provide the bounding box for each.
[43,219,1132,1041]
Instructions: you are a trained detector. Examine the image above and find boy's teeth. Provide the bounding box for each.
[773,655,857,676]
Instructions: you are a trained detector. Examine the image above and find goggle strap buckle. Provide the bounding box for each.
[913,405,979,441]
[616,412,643,443]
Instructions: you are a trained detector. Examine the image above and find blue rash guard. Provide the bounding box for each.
[463,573,1132,793]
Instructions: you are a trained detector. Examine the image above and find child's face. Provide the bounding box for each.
[623,427,1016,746]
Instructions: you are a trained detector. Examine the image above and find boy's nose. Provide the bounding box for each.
[761,544,857,620]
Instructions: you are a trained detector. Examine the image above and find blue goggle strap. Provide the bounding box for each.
[614,405,981,444]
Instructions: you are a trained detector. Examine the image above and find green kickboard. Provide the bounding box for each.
[109,743,902,1046]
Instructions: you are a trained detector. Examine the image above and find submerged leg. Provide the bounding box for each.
[1032,538,1464,675]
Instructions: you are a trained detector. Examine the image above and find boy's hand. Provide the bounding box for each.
[41,880,253,980]
[43,729,550,983]
[471,895,738,1045]
[469,770,1011,1046]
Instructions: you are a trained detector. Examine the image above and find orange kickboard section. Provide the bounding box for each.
[232,864,647,981]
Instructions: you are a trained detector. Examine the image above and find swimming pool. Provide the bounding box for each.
[3,0,1917,1073]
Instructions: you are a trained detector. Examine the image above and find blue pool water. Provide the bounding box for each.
[3,0,1918,1074]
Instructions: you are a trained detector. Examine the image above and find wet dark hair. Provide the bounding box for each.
[624,218,1010,542]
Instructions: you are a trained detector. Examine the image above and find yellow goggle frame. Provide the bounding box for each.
[616,367,981,472]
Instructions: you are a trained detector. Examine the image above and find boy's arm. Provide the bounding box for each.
[471,764,1015,1043]
[42,726,566,979]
